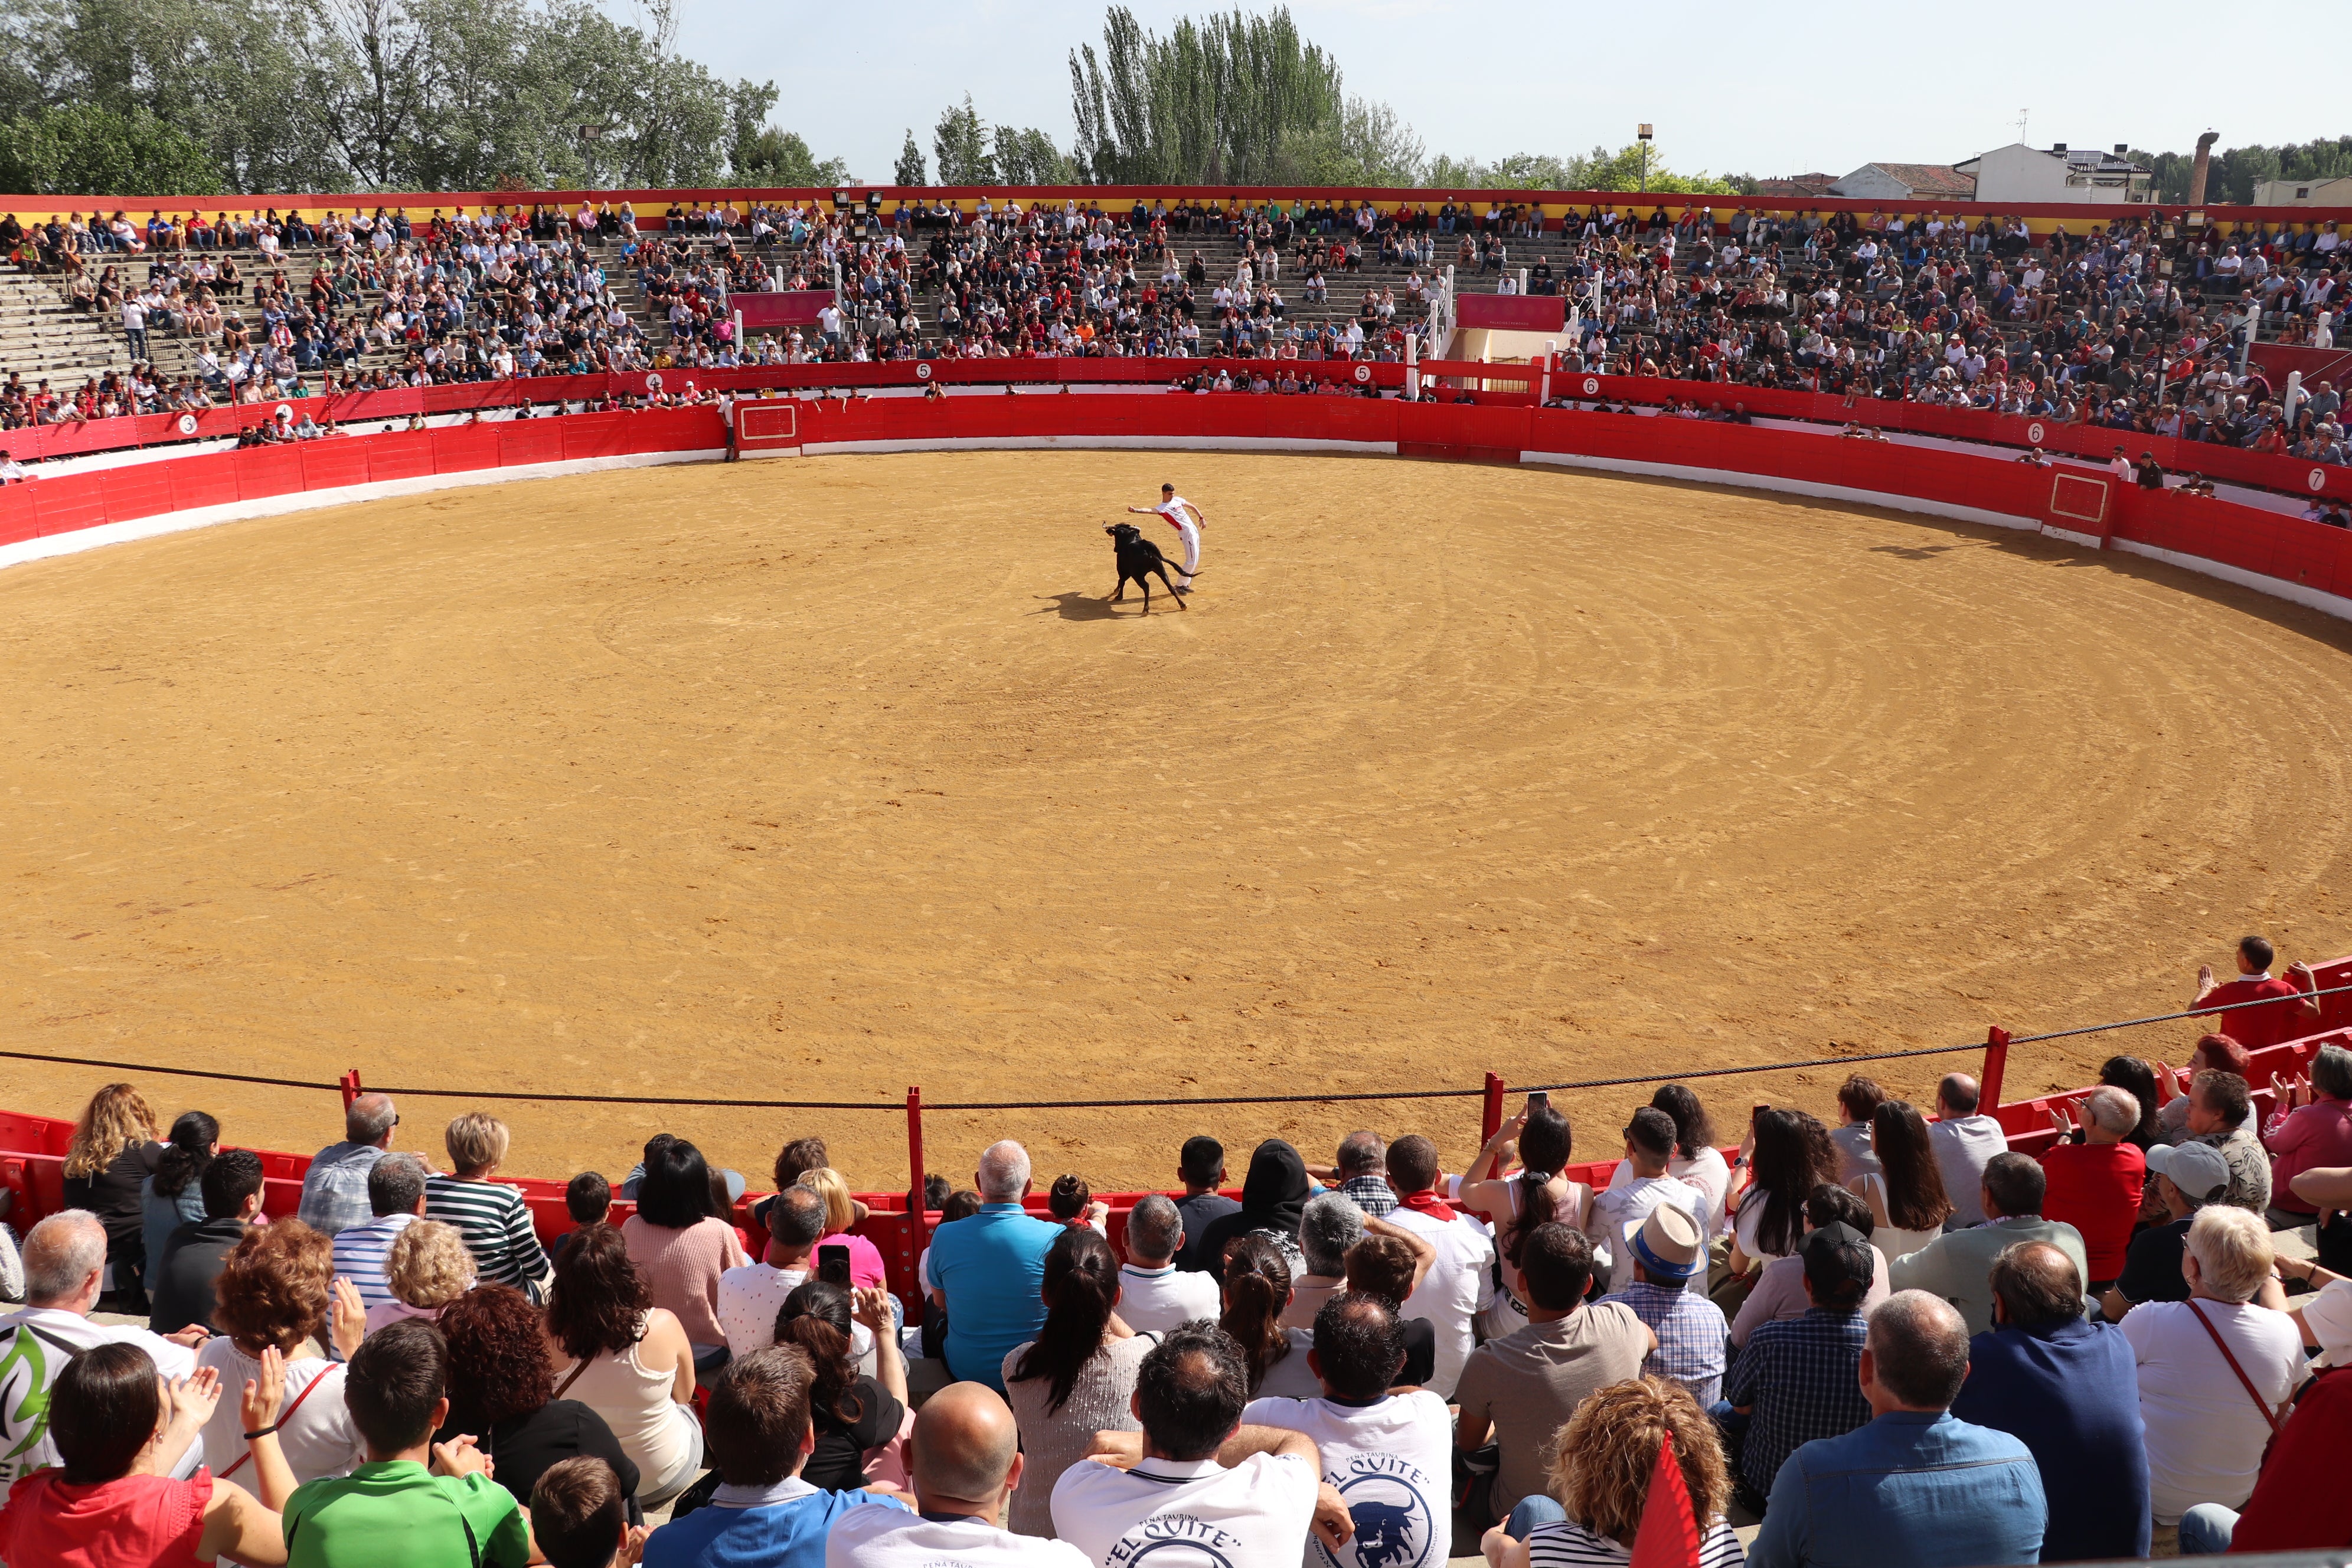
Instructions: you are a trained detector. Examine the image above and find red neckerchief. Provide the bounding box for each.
[1397,1188,1456,1223]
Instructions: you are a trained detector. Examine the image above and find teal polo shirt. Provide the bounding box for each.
[924,1203,1062,1390]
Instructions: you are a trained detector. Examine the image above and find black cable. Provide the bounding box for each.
[1,979,2342,1112]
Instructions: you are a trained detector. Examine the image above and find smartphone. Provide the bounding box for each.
[816,1243,852,1289]
[1753,1102,1772,1123]
[1527,1091,1549,1114]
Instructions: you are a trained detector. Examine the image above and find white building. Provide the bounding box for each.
[1955,143,2151,205]
[1825,163,1976,203]
[2252,176,2352,207]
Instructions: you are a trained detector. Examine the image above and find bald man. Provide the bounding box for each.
[1749,1292,2045,1568]
[825,1381,1091,1565]
[299,1091,403,1236]
[1929,1074,2008,1229]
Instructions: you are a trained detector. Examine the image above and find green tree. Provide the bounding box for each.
[729,116,851,187]
[894,128,926,185]
[1572,141,1733,195]
[2129,136,2352,204]
[0,100,221,193]
[933,93,993,184]
[992,125,1074,185]
[1069,5,1403,185]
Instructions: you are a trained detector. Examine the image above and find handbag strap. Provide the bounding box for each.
[2186,1299,2285,1437]
[220,1361,331,1479]
[553,1354,594,1402]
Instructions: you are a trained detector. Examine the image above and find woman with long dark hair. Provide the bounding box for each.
[542,1223,703,1507]
[1849,1101,1953,1260]
[1462,1105,1590,1336]
[1220,1232,1318,1399]
[141,1110,217,1296]
[1645,1084,1732,1233]
[1002,1227,1146,1536]
[776,1279,907,1492]
[1726,1109,1841,1277]
[621,1136,746,1385]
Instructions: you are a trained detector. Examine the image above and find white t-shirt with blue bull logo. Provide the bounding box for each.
[1242,1391,1454,1568]
[1051,1449,1318,1568]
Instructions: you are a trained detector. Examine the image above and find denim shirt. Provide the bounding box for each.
[1748,1410,2045,1568]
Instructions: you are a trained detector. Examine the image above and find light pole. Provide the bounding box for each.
[1636,124,1653,193]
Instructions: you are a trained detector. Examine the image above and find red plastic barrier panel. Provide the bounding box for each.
[499,422,567,468]
[560,411,641,461]
[1404,401,1533,457]
[0,494,41,547]
[363,432,439,484]
[31,473,111,537]
[629,408,727,452]
[233,445,307,501]
[1193,393,1401,447]
[97,463,178,528]
[167,452,245,513]
[431,425,504,475]
[298,438,374,493]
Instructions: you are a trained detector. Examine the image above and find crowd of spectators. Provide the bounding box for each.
[8,196,2352,498]
[1,935,2350,1567]
[0,194,1449,434]
[1516,205,2352,467]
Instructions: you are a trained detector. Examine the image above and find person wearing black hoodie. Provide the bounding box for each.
[1191,1140,1311,1282]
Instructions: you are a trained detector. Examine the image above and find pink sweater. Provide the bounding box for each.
[621,1215,746,1348]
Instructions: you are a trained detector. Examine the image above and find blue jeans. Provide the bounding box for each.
[2178,1504,2237,1556]
[1505,1495,1566,1539]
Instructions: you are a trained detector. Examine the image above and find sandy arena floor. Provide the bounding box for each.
[6,450,2352,1193]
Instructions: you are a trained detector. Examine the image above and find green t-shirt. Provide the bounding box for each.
[284,1461,530,1568]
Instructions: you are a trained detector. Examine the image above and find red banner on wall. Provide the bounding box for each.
[1456,295,1567,333]
[730,290,835,329]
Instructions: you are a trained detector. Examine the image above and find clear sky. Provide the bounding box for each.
[668,0,2338,185]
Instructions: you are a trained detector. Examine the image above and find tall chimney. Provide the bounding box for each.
[2187,129,2219,207]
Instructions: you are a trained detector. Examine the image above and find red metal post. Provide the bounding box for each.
[1481,1073,1507,1147]
[1980,1027,2011,1113]
[339,1070,362,1110]
[904,1086,928,1296]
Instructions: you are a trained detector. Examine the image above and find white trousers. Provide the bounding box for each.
[1169,518,1200,586]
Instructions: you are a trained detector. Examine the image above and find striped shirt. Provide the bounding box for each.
[1601,1279,1728,1407]
[1527,1517,1746,1567]
[331,1212,417,1310]
[424,1175,550,1291]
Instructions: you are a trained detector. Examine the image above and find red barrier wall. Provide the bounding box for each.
[12,397,2346,629]
[21,361,2352,509]
[4,409,726,543]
